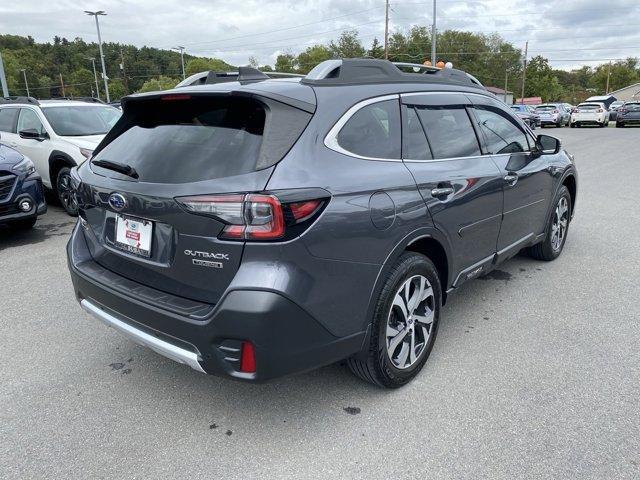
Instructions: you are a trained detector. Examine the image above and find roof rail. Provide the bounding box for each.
[0,96,40,105]
[176,67,304,88]
[50,96,105,104]
[302,59,484,89]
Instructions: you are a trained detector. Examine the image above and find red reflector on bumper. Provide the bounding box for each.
[240,341,256,373]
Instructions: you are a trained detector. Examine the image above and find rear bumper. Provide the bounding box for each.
[67,224,365,381]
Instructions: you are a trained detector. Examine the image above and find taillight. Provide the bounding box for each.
[619,108,626,114]
[177,193,326,241]
[289,199,323,222]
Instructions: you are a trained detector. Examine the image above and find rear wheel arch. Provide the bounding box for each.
[364,229,452,332]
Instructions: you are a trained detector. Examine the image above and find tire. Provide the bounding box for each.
[616,122,624,128]
[569,122,575,128]
[56,167,78,216]
[10,218,37,230]
[526,186,571,261]
[348,252,441,388]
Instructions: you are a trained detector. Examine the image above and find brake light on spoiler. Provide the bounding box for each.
[177,192,327,241]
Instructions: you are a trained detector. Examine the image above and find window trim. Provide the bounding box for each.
[324,94,402,162]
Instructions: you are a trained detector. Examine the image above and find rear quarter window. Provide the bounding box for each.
[336,99,401,159]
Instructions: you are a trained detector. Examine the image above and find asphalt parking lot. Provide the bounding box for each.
[1,125,639,479]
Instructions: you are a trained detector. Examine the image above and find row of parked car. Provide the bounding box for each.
[0,97,121,229]
[510,100,640,129]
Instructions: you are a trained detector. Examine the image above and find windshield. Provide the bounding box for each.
[625,103,640,111]
[42,105,121,136]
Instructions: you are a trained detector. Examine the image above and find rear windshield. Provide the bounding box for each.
[625,103,640,111]
[578,104,600,110]
[535,105,556,111]
[91,96,311,183]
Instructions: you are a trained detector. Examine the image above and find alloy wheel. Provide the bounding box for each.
[386,275,435,370]
[58,172,78,214]
[551,196,569,251]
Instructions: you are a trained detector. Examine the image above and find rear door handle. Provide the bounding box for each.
[504,173,518,186]
[431,187,454,197]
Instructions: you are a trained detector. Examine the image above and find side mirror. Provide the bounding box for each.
[535,134,561,155]
[19,129,47,141]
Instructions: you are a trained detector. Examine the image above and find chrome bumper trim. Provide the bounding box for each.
[80,299,206,373]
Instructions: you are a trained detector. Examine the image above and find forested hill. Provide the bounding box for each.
[0,34,232,99]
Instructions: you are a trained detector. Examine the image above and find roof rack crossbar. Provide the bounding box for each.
[176,67,301,88]
[302,59,484,89]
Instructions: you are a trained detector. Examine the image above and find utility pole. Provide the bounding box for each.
[605,60,612,94]
[20,69,30,97]
[504,70,508,103]
[384,0,390,60]
[59,73,66,97]
[431,0,437,64]
[87,57,100,100]
[85,10,110,103]
[174,46,186,80]
[119,47,129,94]
[520,40,528,105]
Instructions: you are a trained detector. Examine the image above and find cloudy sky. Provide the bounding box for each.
[2,0,639,70]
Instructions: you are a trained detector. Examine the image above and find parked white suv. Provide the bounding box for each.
[0,97,121,215]
[570,102,609,128]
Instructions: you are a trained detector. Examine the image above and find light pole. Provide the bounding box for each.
[86,57,100,100]
[173,46,186,80]
[20,69,30,97]
[85,10,110,102]
[431,0,437,65]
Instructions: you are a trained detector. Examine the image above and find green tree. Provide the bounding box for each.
[329,30,364,58]
[296,45,332,73]
[275,53,297,72]
[367,37,384,59]
[137,75,179,93]
[524,56,564,102]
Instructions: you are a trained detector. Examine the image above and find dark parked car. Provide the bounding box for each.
[0,138,46,229]
[608,100,624,122]
[616,101,640,127]
[510,104,540,129]
[67,60,578,388]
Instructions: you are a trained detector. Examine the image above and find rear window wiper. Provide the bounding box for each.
[91,159,139,179]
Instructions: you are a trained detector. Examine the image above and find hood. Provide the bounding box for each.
[60,135,105,150]
[0,143,24,170]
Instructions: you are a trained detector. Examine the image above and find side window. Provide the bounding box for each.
[474,107,529,154]
[402,106,432,160]
[0,108,19,133]
[336,99,401,159]
[415,106,481,159]
[17,109,45,135]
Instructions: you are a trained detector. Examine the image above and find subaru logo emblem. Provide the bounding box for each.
[108,193,127,211]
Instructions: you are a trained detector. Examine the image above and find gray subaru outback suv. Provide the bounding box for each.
[67,59,577,388]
